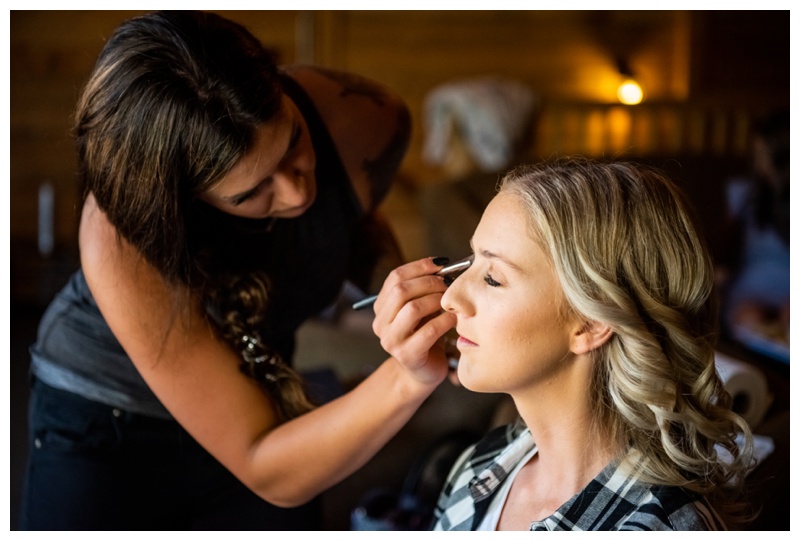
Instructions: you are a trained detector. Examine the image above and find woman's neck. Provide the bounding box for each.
[511,360,619,495]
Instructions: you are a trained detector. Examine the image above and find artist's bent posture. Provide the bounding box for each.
[20,11,455,530]
[372,159,755,530]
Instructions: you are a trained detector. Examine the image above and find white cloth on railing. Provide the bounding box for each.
[423,77,537,172]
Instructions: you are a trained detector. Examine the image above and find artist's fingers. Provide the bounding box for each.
[380,310,457,370]
[373,284,437,341]
[374,257,448,307]
[372,259,449,327]
[378,289,447,339]
[373,276,448,337]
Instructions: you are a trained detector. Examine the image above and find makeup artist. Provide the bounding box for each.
[20,11,456,530]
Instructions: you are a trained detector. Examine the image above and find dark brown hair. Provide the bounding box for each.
[75,10,314,420]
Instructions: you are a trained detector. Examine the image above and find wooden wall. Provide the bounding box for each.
[10,10,789,301]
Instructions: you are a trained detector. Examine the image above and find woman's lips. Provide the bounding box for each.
[457,335,478,348]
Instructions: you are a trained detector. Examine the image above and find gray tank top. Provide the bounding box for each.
[30,270,173,418]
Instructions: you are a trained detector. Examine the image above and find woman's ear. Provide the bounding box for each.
[570,320,613,354]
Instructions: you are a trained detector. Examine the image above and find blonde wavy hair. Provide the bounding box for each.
[500,158,755,527]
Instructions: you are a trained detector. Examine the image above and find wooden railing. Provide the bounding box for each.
[530,102,768,160]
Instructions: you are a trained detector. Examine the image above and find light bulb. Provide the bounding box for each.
[617,78,643,105]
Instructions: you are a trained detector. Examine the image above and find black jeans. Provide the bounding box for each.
[19,377,322,530]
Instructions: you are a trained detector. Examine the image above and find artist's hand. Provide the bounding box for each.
[372,257,456,387]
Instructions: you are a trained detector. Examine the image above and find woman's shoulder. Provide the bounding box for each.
[282,65,411,210]
[282,65,407,117]
[79,194,123,274]
[79,194,198,338]
[80,195,159,287]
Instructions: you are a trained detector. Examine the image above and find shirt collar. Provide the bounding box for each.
[468,422,535,502]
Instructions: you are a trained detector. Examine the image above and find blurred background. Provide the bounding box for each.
[9,10,790,530]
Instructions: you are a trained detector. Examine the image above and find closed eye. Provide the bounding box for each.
[230,181,265,206]
[484,273,501,287]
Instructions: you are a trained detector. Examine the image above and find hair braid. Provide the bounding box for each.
[204,271,316,421]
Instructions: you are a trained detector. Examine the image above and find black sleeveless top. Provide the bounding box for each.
[30,74,364,419]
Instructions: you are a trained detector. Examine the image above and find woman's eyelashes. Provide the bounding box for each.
[232,181,266,206]
[468,252,503,287]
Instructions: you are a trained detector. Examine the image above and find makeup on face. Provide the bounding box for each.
[351,255,474,311]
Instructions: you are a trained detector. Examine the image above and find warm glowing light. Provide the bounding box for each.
[617,79,644,105]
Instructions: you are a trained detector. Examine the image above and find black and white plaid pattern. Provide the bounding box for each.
[432,421,726,531]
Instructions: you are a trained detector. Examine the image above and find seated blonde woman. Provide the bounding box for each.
[371,158,755,530]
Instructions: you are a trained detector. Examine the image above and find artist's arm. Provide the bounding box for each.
[80,194,451,507]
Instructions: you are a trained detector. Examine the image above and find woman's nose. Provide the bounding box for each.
[274,170,306,207]
[441,272,466,314]
[440,267,479,316]
[441,285,455,312]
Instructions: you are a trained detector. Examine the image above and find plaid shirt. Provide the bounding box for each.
[432,421,726,531]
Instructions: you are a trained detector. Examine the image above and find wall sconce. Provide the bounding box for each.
[616,57,644,105]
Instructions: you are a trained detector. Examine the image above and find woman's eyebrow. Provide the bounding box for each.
[482,249,522,271]
[469,239,522,271]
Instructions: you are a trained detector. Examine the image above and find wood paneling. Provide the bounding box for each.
[10,10,788,279]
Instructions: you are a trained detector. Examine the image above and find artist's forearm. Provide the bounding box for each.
[244,358,437,506]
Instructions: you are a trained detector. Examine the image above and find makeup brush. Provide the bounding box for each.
[351,255,474,311]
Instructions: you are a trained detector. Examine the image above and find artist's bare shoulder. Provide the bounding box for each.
[79,194,126,276]
[79,194,197,349]
[79,194,155,290]
[283,65,410,210]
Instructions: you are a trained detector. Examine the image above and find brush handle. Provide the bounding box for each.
[351,255,474,311]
